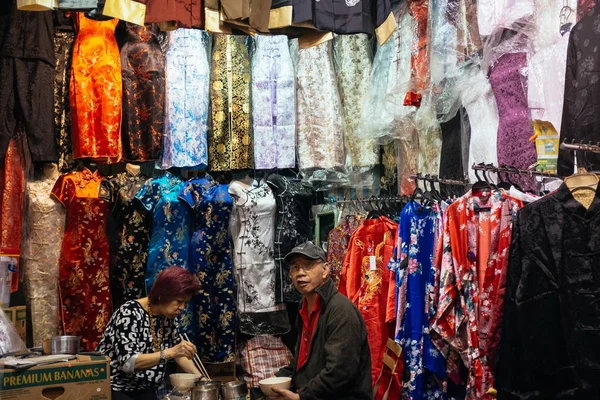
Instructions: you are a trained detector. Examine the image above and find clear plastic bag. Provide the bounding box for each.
[0,307,26,356]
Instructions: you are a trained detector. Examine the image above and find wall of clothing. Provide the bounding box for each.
[3,0,600,399]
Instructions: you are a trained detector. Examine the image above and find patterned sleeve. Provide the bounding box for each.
[107,303,148,371]
[135,179,156,212]
[50,174,73,209]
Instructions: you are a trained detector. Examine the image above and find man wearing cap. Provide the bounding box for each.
[271,242,372,400]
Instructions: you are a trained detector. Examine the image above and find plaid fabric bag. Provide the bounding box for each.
[237,335,293,388]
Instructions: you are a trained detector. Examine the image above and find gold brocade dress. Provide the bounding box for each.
[209,34,253,171]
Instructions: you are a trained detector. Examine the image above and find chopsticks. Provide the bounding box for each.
[179,333,211,380]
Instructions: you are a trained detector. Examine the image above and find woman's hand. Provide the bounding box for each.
[165,340,197,360]
[270,387,300,400]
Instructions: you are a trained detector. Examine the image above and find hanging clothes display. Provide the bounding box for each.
[209,34,253,172]
[333,34,379,187]
[390,201,446,398]
[229,180,289,335]
[180,176,236,363]
[496,183,600,398]
[70,12,122,163]
[135,171,194,336]
[160,28,210,170]
[21,171,66,346]
[120,22,164,162]
[339,216,398,384]
[559,5,600,175]
[266,174,315,304]
[0,2,57,163]
[251,35,296,170]
[53,17,76,173]
[431,191,520,399]
[296,40,346,182]
[100,170,151,308]
[51,167,112,352]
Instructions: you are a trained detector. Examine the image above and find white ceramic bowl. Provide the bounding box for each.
[170,373,199,390]
[259,377,292,398]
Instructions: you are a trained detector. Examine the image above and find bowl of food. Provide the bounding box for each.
[259,377,292,398]
[170,373,199,390]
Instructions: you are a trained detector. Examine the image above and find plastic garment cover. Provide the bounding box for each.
[296,39,347,187]
[356,6,414,144]
[0,307,26,355]
[477,0,534,37]
[333,34,380,189]
[455,64,499,182]
[527,0,577,133]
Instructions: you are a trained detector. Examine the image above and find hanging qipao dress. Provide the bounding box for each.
[180,176,236,362]
[209,35,254,171]
[100,171,151,308]
[51,168,111,352]
[135,172,194,335]
[70,13,122,163]
[120,23,165,162]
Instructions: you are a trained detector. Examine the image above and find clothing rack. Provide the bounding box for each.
[330,195,407,204]
[409,173,470,187]
[560,140,600,154]
[471,163,563,179]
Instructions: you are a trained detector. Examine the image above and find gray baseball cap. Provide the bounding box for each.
[284,242,326,263]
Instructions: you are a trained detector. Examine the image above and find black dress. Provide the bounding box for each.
[266,174,316,303]
[496,183,600,398]
[120,22,165,162]
[100,171,151,308]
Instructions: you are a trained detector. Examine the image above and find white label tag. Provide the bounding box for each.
[369,256,377,271]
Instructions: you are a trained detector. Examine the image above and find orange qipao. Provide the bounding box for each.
[70,13,122,163]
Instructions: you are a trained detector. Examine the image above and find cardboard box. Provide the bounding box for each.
[0,355,111,400]
[2,306,26,342]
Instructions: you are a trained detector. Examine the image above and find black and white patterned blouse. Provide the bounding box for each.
[96,300,181,392]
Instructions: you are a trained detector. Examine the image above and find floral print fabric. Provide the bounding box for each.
[135,172,194,337]
[390,201,445,399]
[160,29,210,170]
[209,35,253,172]
[70,13,122,163]
[51,168,112,352]
[100,171,151,308]
[296,40,345,180]
[180,177,236,362]
[21,175,66,346]
[53,31,75,173]
[120,23,165,162]
[251,35,296,170]
[327,214,364,286]
[430,192,519,399]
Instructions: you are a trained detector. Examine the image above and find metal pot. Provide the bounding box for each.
[221,380,247,399]
[192,385,220,400]
[49,336,81,355]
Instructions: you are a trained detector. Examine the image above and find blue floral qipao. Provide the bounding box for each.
[179,176,236,362]
[135,172,194,334]
[159,29,211,170]
[389,201,446,399]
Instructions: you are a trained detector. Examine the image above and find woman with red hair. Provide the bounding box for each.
[97,266,202,400]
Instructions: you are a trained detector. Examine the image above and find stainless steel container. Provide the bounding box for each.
[50,336,81,355]
[221,380,247,399]
[192,386,220,400]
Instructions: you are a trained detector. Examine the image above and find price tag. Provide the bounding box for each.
[369,256,377,271]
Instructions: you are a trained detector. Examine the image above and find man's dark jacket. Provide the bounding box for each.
[276,278,372,400]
